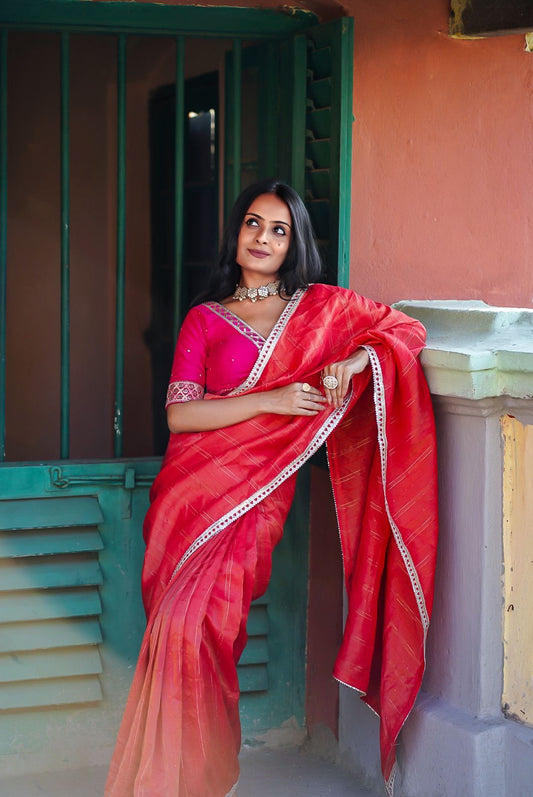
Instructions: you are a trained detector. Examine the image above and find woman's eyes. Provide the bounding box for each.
[244,218,286,236]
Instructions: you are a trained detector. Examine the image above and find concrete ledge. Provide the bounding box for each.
[394,300,533,400]
[399,693,507,797]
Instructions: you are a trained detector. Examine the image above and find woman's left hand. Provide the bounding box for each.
[321,348,370,408]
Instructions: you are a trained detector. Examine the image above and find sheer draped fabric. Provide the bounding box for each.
[105,284,438,797]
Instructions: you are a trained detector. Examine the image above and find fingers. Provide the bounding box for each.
[321,367,351,408]
[321,369,344,408]
[276,382,325,416]
[296,382,326,415]
[299,382,324,400]
[321,349,370,408]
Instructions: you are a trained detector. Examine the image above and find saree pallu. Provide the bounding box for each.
[104,284,438,797]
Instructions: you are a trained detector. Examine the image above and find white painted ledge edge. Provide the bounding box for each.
[393,300,533,400]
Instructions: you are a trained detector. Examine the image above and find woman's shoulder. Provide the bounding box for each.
[306,283,359,302]
[177,303,214,338]
[184,301,218,320]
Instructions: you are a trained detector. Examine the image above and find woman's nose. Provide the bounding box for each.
[255,226,268,244]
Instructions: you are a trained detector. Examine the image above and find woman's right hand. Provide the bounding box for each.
[168,382,326,433]
[262,382,327,416]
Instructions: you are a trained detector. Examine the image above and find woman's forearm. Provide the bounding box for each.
[167,382,327,434]
[167,392,268,434]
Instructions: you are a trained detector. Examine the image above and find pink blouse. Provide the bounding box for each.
[165,302,266,407]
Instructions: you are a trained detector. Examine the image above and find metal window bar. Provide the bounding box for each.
[114,34,127,458]
[0,21,309,462]
[172,36,185,343]
[0,30,7,462]
[60,32,70,459]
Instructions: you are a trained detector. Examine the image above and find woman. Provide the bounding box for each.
[105,179,438,797]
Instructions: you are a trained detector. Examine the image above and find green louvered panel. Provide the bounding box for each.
[0,587,101,623]
[238,664,269,693]
[0,617,102,652]
[0,555,103,591]
[0,496,105,710]
[0,676,103,711]
[304,17,354,287]
[0,496,104,530]
[0,647,102,683]
[238,600,269,694]
[0,527,103,557]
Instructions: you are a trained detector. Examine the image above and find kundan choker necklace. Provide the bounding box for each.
[233,280,280,302]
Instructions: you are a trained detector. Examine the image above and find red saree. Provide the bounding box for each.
[104,284,438,797]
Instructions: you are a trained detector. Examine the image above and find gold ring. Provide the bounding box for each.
[302,382,312,393]
[322,375,339,390]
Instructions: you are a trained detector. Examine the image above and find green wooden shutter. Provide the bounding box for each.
[0,496,105,710]
[304,17,354,287]
[224,18,354,285]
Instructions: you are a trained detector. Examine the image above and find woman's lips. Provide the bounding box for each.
[248,249,269,258]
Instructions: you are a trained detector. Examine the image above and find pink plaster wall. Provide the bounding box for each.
[343,0,533,307]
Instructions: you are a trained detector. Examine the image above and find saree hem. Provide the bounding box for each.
[363,344,430,634]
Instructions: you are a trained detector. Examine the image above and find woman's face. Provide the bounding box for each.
[235,193,292,285]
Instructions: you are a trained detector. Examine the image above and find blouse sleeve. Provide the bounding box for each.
[165,307,208,408]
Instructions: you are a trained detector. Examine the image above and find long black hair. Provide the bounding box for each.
[193,178,323,305]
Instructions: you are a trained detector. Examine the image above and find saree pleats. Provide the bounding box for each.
[105,477,296,797]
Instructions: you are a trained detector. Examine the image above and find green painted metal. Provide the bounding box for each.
[239,635,268,666]
[0,647,102,682]
[0,0,316,37]
[172,36,185,343]
[334,17,354,288]
[0,462,150,724]
[0,617,103,653]
[0,587,101,623]
[0,527,103,557]
[290,34,307,198]
[0,495,103,529]
[231,38,242,206]
[0,556,103,591]
[245,602,268,635]
[114,34,127,458]
[60,32,70,458]
[237,664,268,693]
[0,676,103,711]
[0,31,7,462]
[49,464,152,489]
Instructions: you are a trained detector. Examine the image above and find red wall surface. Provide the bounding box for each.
[344,0,533,308]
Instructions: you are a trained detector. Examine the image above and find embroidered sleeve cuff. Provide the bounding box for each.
[165,381,204,408]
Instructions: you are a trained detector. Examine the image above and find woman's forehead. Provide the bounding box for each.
[245,193,291,225]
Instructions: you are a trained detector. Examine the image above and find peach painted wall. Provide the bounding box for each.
[343,0,533,308]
